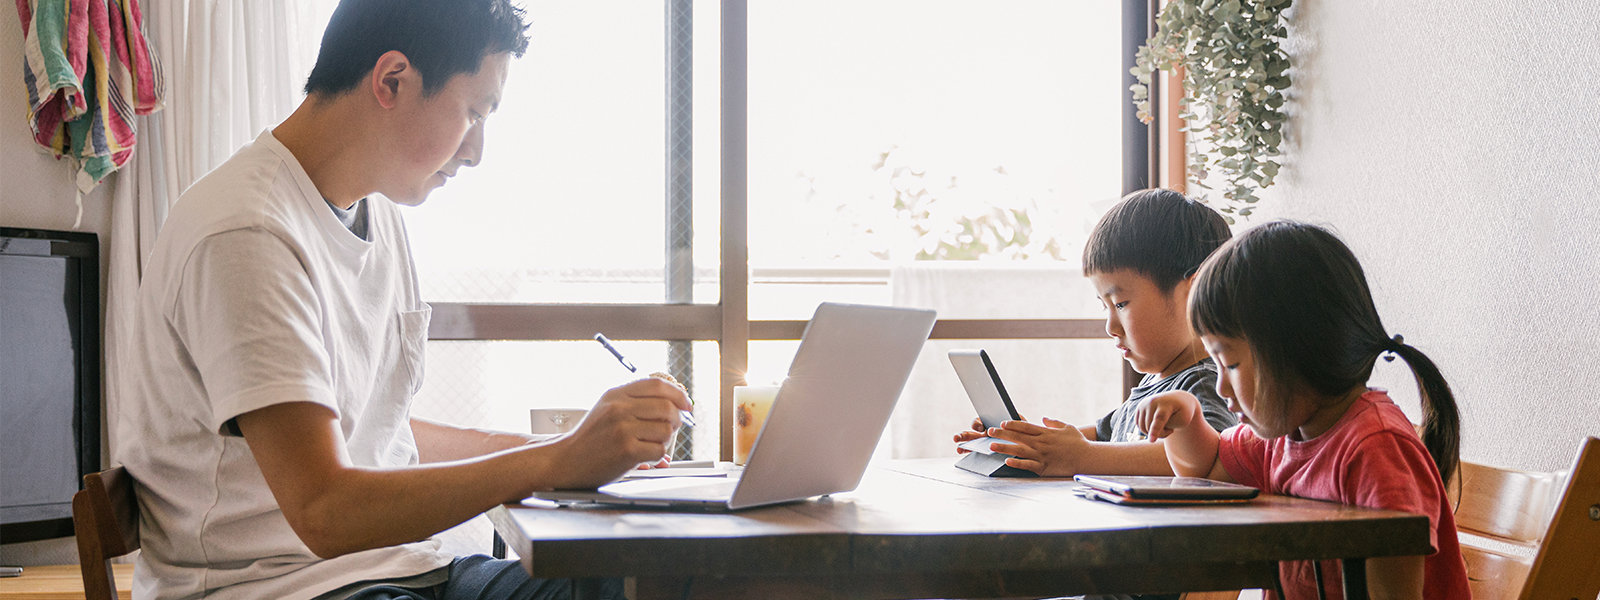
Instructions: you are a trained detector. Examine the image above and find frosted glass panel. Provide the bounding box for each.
[747,1,1123,320]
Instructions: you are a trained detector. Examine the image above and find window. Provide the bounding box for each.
[407,0,1154,463]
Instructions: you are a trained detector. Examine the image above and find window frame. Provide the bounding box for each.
[425,0,1160,461]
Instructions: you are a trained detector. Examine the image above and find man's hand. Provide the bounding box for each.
[540,377,691,489]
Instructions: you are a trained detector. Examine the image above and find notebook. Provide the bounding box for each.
[530,302,938,511]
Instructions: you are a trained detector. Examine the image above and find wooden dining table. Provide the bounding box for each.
[488,458,1432,600]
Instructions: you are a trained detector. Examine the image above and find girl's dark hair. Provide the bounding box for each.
[1082,188,1232,292]
[304,0,531,97]
[1188,221,1461,486]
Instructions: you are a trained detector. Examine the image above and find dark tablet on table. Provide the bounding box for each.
[1073,474,1260,500]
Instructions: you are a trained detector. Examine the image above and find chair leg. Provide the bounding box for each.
[1341,558,1368,600]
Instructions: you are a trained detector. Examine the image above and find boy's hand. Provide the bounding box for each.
[981,417,1090,476]
[1134,391,1201,442]
[952,417,990,454]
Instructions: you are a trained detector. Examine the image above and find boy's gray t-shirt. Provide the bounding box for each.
[1096,357,1237,442]
[1086,358,1237,600]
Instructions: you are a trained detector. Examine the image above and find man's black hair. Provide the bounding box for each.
[303,0,531,97]
[1081,188,1232,292]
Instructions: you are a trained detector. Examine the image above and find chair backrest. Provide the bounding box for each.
[1456,436,1599,600]
[1180,591,1242,600]
[72,466,140,600]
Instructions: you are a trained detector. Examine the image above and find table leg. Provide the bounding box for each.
[1341,558,1368,600]
[572,578,604,600]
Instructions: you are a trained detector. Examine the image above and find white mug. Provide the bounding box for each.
[529,408,587,435]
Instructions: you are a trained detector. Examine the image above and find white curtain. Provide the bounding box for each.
[887,263,1123,459]
[105,1,334,457]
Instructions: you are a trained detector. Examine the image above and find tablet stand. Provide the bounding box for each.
[955,451,1037,478]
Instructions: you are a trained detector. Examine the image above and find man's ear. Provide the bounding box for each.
[370,50,413,109]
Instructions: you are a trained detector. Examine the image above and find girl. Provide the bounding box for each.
[1135,221,1469,600]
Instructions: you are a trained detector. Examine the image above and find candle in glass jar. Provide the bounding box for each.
[733,385,779,465]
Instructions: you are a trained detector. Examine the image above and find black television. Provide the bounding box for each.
[0,227,100,544]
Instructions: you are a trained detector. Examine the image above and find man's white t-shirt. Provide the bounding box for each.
[115,131,453,599]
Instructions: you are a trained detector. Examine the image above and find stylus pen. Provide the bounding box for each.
[593,333,697,427]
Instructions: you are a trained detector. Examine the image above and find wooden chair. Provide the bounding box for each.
[1457,436,1599,600]
[72,466,140,600]
[1181,591,1242,600]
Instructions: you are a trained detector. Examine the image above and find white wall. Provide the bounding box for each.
[0,13,115,565]
[1252,0,1600,472]
[0,30,113,232]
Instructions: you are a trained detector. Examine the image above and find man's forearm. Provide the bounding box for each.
[238,405,572,560]
[411,416,549,463]
[289,445,559,558]
[243,382,684,559]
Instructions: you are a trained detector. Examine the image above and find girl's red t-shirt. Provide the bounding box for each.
[1219,389,1470,600]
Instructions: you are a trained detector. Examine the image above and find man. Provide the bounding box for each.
[115,1,683,598]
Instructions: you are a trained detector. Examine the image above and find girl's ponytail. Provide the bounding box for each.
[1191,221,1464,488]
[1385,336,1461,488]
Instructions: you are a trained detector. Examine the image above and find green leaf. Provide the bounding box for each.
[1135,0,1291,217]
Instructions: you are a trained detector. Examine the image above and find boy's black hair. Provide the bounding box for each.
[1188,221,1461,486]
[303,0,531,97]
[1081,188,1232,292]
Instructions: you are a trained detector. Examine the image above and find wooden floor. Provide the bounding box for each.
[0,564,133,600]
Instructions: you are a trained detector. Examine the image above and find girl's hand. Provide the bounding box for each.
[1135,391,1225,479]
[1135,391,1201,442]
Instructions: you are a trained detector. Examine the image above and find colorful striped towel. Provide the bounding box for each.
[17,0,165,193]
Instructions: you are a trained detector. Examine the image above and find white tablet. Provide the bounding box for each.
[949,349,1022,454]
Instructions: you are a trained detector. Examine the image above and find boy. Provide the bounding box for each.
[955,189,1237,477]
[114,1,679,598]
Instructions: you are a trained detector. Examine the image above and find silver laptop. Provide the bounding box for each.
[530,302,937,511]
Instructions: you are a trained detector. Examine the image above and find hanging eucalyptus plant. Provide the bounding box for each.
[1131,0,1293,219]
